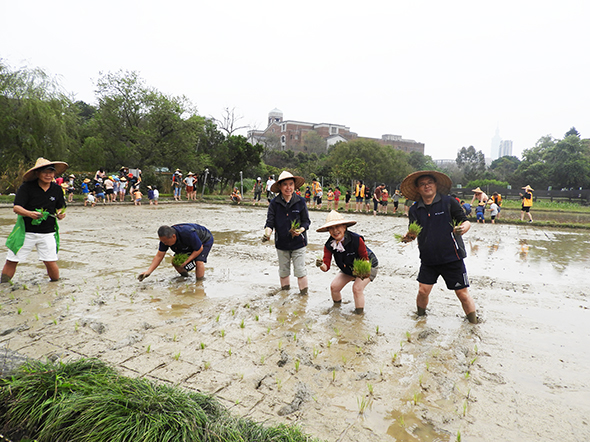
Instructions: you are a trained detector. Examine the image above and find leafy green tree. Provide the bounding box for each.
[456,146,486,182]
[407,151,437,171]
[489,155,520,183]
[303,130,326,155]
[0,61,77,189]
[564,126,580,138]
[210,135,263,192]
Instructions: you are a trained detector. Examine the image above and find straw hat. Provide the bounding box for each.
[317,210,357,232]
[83,178,91,183]
[400,170,452,202]
[120,177,127,182]
[270,171,305,193]
[23,158,69,182]
[522,185,534,192]
[471,187,484,193]
[187,172,194,176]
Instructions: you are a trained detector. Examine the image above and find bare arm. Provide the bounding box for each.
[14,205,42,220]
[139,250,167,280]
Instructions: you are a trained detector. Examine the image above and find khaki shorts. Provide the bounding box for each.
[6,232,58,262]
[277,248,307,278]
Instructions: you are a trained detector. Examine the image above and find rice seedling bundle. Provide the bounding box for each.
[289,219,301,238]
[352,259,372,280]
[172,253,189,267]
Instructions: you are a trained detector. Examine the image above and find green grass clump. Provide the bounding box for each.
[352,259,372,279]
[0,358,323,442]
[172,253,190,267]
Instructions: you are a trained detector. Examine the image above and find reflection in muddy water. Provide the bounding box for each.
[387,410,448,441]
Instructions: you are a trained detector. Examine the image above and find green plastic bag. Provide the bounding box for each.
[5,216,26,254]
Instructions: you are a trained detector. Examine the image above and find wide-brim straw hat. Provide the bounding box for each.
[23,158,69,182]
[400,170,452,201]
[471,187,483,193]
[83,178,91,183]
[187,172,194,176]
[522,185,534,192]
[317,210,357,232]
[270,171,305,193]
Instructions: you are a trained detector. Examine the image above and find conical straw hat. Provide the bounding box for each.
[23,158,69,182]
[316,210,357,232]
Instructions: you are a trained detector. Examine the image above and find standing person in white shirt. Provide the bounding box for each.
[266,175,275,203]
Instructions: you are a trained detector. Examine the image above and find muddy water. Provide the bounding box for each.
[1,203,589,442]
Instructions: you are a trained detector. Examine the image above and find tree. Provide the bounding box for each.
[214,107,248,137]
[302,131,326,155]
[407,151,437,171]
[0,61,77,190]
[489,155,520,183]
[565,126,580,138]
[456,146,486,182]
[210,135,263,192]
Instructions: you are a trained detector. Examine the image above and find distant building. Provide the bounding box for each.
[499,140,513,157]
[490,127,513,160]
[434,159,457,167]
[248,108,424,155]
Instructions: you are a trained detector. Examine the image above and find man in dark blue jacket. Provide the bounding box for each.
[263,171,310,295]
[400,170,478,324]
[138,223,213,281]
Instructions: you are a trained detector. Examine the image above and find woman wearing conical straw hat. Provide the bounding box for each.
[519,185,534,222]
[262,171,310,295]
[2,158,68,283]
[316,211,378,314]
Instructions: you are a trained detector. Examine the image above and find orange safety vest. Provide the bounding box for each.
[522,192,533,207]
[355,184,365,197]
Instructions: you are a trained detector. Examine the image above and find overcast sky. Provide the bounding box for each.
[2,0,588,160]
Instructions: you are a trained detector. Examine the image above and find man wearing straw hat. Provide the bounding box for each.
[520,185,534,222]
[400,170,478,324]
[262,171,310,295]
[2,158,68,283]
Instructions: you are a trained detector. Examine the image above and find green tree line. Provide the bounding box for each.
[2,61,588,195]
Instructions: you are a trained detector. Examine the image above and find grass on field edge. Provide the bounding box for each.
[0,358,322,442]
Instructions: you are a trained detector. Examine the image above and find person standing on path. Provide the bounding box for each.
[262,171,310,295]
[400,170,478,324]
[2,158,68,283]
[520,185,534,222]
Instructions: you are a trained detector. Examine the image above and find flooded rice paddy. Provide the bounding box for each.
[1,203,589,441]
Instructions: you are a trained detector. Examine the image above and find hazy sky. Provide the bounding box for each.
[2,0,588,160]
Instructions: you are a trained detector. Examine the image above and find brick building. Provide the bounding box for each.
[247,108,424,155]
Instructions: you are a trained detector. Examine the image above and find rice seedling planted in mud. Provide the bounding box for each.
[174,351,181,361]
[17,308,22,314]
[240,319,245,328]
[200,342,206,350]
[357,396,371,414]
[295,360,300,372]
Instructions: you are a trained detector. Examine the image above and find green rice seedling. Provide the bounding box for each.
[342,355,347,365]
[276,377,282,391]
[220,329,225,338]
[327,340,332,349]
[407,221,423,239]
[289,219,301,237]
[215,314,220,322]
[200,342,206,350]
[239,372,244,380]
[269,306,272,314]
[313,347,319,359]
[9,293,15,300]
[457,430,462,441]
[356,345,363,354]
[172,253,189,267]
[260,355,265,365]
[34,313,39,321]
[75,321,79,332]
[247,336,251,344]
[47,300,52,307]
[391,352,398,364]
[367,383,374,395]
[228,348,232,357]
[398,415,406,427]
[376,325,380,334]
[419,374,424,387]
[305,322,312,330]
[332,370,336,382]
[366,334,372,343]
[470,356,478,365]
[334,327,341,337]
[464,370,470,379]
[204,360,211,369]
[406,331,412,342]
[240,319,245,328]
[279,318,285,325]
[255,314,259,321]
[146,345,151,353]
[244,303,250,309]
[66,304,70,312]
[293,333,297,341]
[474,344,479,354]
[278,340,283,350]
[52,318,57,325]
[22,284,28,290]
[426,362,430,371]
[352,258,371,279]
[267,326,271,334]
[173,333,178,342]
[231,309,235,316]
[295,359,300,372]
[17,308,22,315]
[173,352,181,361]
[193,325,197,331]
[463,399,468,416]
[357,396,371,414]
[413,391,420,405]
[38,284,42,294]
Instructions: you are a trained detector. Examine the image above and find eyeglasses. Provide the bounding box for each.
[417,180,435,187]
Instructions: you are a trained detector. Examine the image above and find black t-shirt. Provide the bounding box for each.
[14,180,66,233]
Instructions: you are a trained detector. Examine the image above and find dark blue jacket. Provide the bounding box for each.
[158,223,213,254]
[325,231,378,276]
[409,194,467,266]
[265,194,310,251]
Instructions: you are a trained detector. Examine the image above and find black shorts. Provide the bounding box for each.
[417,260,469,290]
[105,189,114,195]
[521,206,531,212]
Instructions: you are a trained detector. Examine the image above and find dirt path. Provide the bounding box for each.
[1,203,589,441]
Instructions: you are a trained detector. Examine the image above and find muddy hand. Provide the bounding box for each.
[138,273,149,281]
[316,258,323,267]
